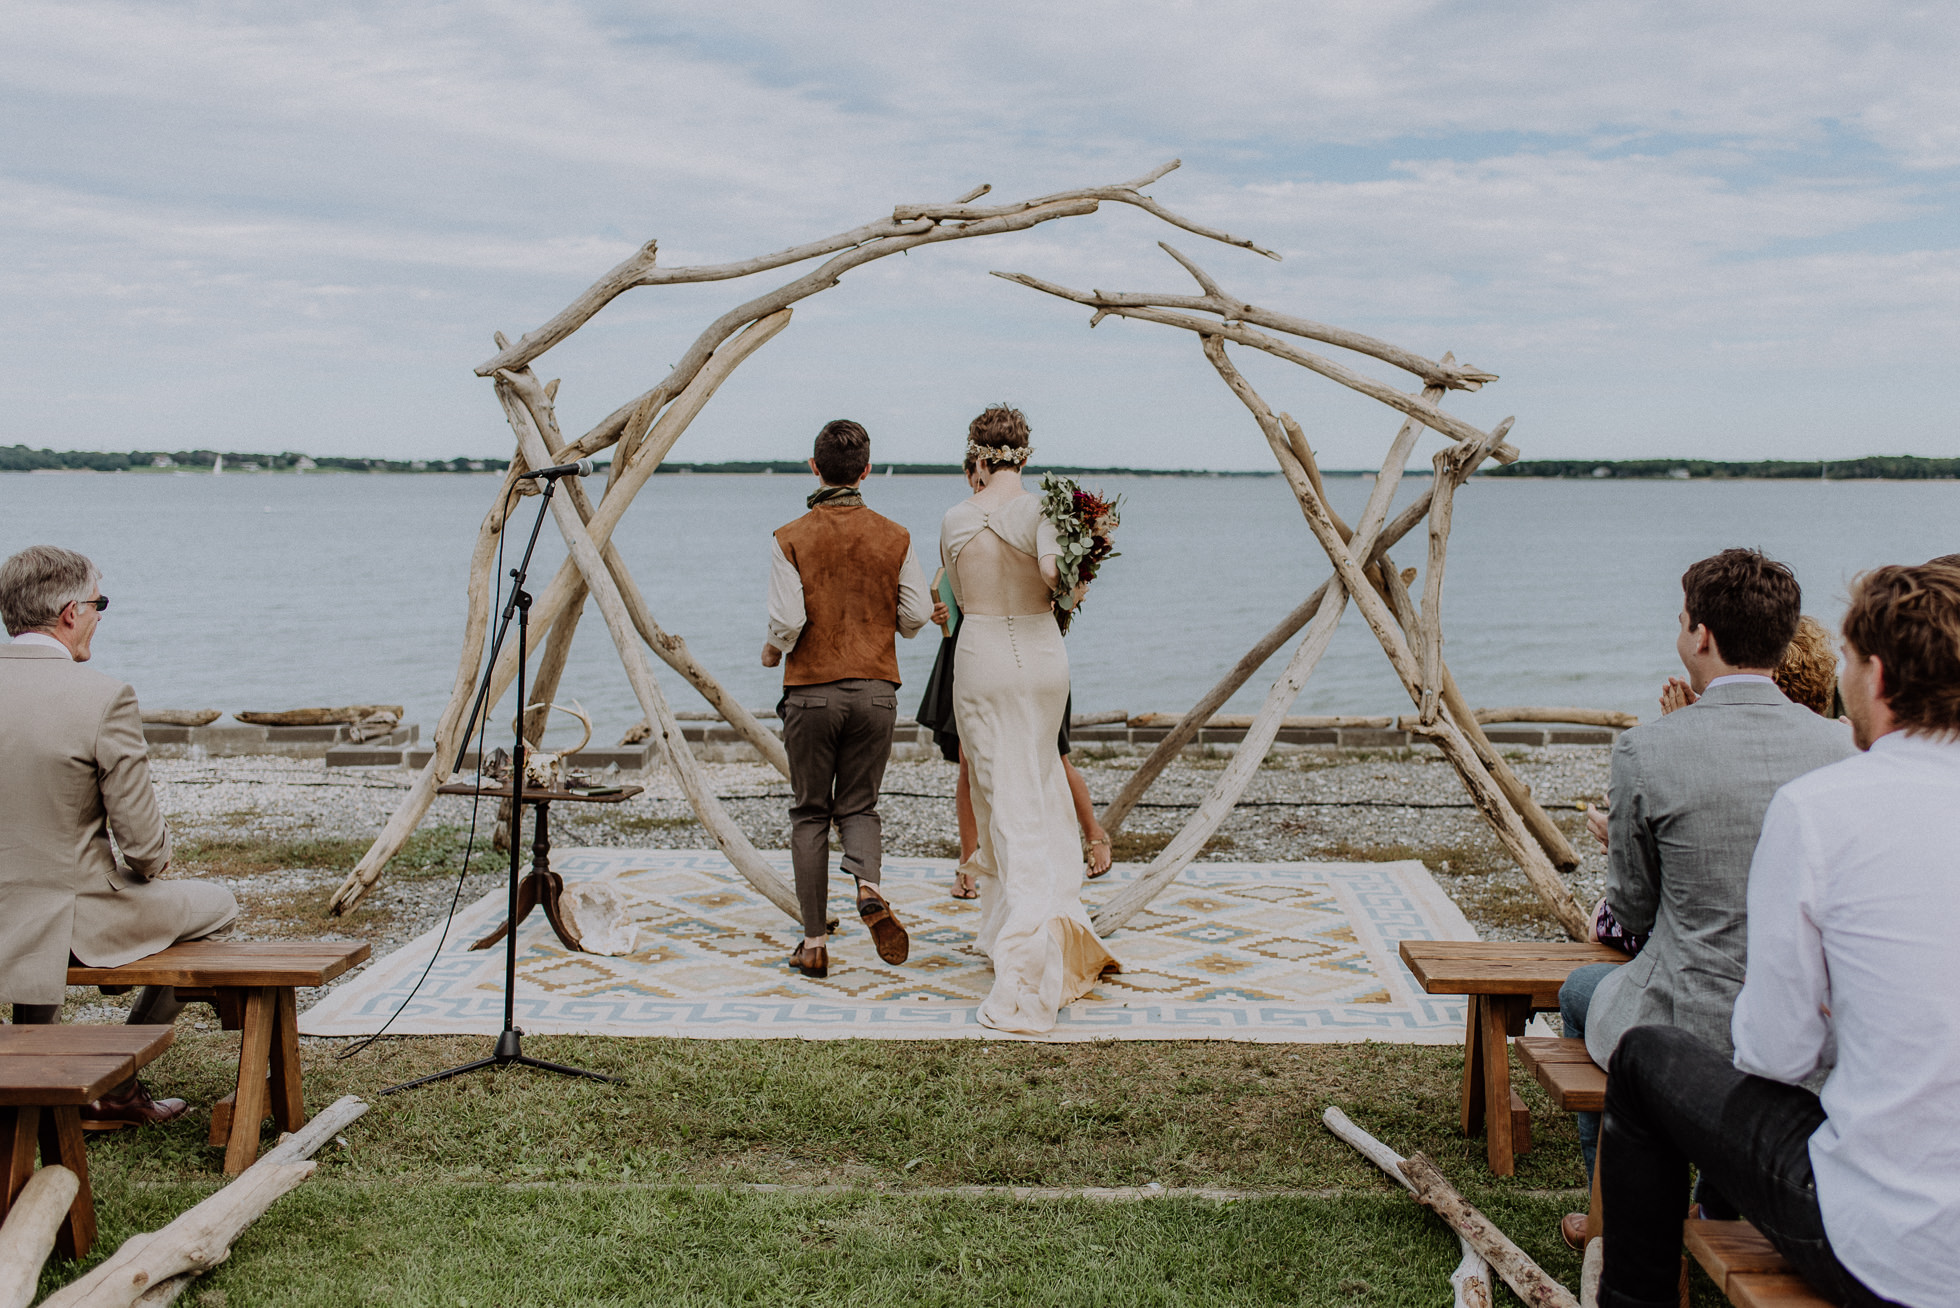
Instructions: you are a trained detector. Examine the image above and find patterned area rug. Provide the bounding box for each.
[300,849,1477,1042]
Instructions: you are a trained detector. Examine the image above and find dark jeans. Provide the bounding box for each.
[1600,1025,1900,1308]
[782,678,899,938]
[1560,960,1618,1179]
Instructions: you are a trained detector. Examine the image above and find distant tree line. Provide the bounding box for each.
[0,446,510,473]
[653,460,1276,477]
[1487,456,1960,481]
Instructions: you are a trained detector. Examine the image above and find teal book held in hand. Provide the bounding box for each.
[933,568,960,638]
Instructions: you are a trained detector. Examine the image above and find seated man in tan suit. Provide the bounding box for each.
[1,545,238,1127]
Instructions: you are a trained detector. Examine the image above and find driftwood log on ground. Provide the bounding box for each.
[1473,707,1640,729]
[1399,1154,1579,1308]
[1321,1108,1492,1308]
[0,1165,78,1308]
[137,711,220,728]
[1124,713,1394,730]
[232,707,401,727]
[40,1097,369,1308]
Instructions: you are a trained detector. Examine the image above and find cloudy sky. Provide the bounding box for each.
[4,1,1956,470]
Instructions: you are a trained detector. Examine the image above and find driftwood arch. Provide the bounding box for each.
[328,159,1587,941]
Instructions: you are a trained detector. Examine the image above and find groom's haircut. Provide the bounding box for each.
[812,419,871,484]
[1842,561,1960,736]
[1680,548,1801,669]
[1,545,98,637]
[968,405,1029,469]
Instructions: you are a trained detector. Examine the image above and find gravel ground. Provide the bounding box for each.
[138,745,1611,998]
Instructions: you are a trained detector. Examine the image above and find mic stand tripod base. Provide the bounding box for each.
[380,1027,616,1095]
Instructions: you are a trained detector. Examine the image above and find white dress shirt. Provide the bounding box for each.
[1701,673,1778,691]
[766,537,932,654]
[1732,731,1960,1306]
[9,632,68,653]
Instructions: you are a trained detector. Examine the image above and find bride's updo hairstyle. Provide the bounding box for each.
[968,405,1031,471]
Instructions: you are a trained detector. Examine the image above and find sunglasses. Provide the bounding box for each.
[69,596,109,613]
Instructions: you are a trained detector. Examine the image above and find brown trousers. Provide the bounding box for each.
[781,678,899,938]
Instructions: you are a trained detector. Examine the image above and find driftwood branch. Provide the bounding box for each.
[1399,1155,1579,1308]
[1471,707,1639,729]
[40,1098,368,1308]
[478,160,1272,379]
[1091,348,1433,930]
[0,1165,78,1308]
[997,270,1516,447]
[335,311,792,914]
[1322,1109,1492,1308]
[1099,394,1438,839]
[1002,243,1495,392]
[1209,338,1586,938]
[504,370,804,922]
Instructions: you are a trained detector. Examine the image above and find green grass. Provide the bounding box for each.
[59,1183,1595,1307]
[172,825,475,880]
[41,1036,1638,1304]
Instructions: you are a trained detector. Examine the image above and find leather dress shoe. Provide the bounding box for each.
[788,942,828,978]
[1560,1212,1591,1251]
[857,891,910,965]
[80,1081,189,1131]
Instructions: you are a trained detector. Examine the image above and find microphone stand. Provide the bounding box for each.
[383,470,614,1093]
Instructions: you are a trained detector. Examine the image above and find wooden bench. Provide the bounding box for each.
[1684,1219,1831,1307]
[1516,1035,1609,1240]
[69,940,369,1175]
[1398,939,1624,1174]
[1,1025,176,1258]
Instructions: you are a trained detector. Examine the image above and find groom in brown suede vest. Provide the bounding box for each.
[762,420,932,978]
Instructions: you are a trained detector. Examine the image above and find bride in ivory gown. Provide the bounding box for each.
[939,407,1118,1034]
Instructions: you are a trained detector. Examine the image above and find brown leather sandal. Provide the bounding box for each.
[788,942,828,978]
[856,889,911,965]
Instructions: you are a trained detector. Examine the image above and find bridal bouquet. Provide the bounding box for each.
[1037,472,1122,634]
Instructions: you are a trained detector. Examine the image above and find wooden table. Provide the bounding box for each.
[1398,940,1624,1175]
[2,1024,176,1258]
[69,940,369,1175]
[436,781,643,953]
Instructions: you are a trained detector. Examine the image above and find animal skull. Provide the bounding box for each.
[521,700,592,790]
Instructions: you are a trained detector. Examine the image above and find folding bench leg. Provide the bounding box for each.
[1479,995,1530,1176]
[3,1105,40,1219]
[222,986,278,1176]
[39,1106,95,1259]
[269,987,305,1134]
[1460,998,1487,1136]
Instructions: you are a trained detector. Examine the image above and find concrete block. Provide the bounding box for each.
[1275,727,1341,745]
[406,747,484,771]
[142,725,192,743]
[262,724,346,743]
[1483,727,1551,746]
[1548,727,1615,745]
[1198,728,1249,744]
[325,745,408,767]
[567,745,656,770]
[1337,728,1412,749]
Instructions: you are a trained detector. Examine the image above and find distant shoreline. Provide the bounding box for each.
[5,445,1957,482]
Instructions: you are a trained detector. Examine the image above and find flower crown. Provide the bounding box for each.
[966,441,1031,467]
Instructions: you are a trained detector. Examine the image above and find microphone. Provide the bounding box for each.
[515,458,594,481]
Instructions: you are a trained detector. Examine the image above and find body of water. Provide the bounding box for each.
[3,470,1954,747]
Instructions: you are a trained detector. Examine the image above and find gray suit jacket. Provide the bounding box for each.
[0,643,237,1005]
[1584,679,1855,1067]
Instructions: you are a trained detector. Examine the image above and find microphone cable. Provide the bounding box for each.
[338,477,522,1059]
